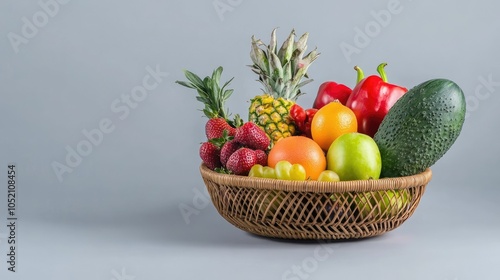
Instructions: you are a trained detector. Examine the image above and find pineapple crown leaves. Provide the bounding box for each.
[249,28,320,101]
[176,66,234,120]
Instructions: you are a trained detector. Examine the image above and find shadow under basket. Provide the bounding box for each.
[200,164,432,240]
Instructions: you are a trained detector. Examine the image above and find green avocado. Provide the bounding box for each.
[374,79,466,177]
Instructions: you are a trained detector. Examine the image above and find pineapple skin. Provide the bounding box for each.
[249,94,296,145]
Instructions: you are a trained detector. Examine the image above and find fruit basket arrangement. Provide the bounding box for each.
[177,29,466,240]
[200,164,431,239]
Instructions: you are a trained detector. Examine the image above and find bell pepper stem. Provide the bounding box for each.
[354,66,364,84]
[377,63,388,82]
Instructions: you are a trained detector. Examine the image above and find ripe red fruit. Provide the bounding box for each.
[290,104,306,124]
[234,122,270,151]
[303,108,318,138]
[313,81,352,108]
[199,142,221,170]
[289,105,318,138]
[220,140,242,167]
[226,148,257,175]
[254,150,268,166]
[205,118,235,140]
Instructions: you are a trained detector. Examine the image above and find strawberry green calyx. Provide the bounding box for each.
[214,167,232,174]
[231,114,243,128]
[209,129,234,149]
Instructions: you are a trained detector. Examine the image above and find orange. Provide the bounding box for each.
[268,136,326,180]
[311,101,357,151]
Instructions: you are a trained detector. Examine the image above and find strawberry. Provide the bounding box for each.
[205,118,236,140]
[226,148,257,175]
[254,150,268,166]
[234,122,270,151]
[220,140,242,167]
[199,142,221,170]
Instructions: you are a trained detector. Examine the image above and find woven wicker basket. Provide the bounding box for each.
[200,164,432,239]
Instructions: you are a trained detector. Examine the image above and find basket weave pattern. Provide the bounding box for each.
[200,164,432,239]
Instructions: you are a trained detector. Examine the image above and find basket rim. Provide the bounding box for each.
[199,163,432,193]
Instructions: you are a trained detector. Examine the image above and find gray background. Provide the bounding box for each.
[1,0,499,279]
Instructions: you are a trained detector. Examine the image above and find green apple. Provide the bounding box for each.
[355,190,411,220]
[257,190,284,217]
[327,132,381,181]
[354,192,375,220]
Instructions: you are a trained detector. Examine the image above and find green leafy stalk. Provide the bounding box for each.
[176,66,234,120]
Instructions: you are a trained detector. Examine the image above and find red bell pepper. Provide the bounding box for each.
[303,108,318,138]
[313,81,352,109]
[346,63,407,137]
[290,104,317,138]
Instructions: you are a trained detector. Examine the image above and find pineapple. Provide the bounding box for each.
[249,28,319,145]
